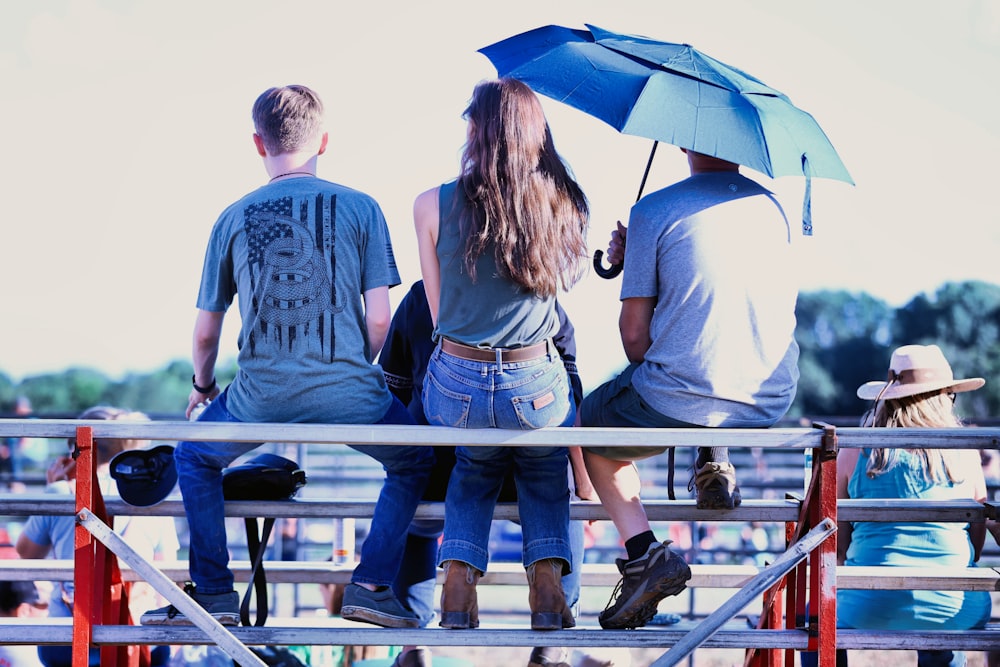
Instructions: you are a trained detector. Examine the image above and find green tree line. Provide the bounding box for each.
[2,280,999,421]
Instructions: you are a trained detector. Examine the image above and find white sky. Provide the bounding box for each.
[2,0,999,391]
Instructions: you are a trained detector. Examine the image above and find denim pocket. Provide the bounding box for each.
[511,371,570,429]
[423,366,472,428]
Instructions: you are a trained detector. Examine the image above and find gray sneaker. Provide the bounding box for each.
[341,583,420,629]
[690,461,742,509]
[598,541,691,629]
[140,584,239,626]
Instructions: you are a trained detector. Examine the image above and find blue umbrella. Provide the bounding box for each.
[480,24,853,274]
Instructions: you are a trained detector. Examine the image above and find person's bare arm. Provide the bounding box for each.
[15,533,49,560]
[619,297,655,363]
[961,449,988,561]
[187,309,225,418]
[413,187,442,325]
[836,448,859,565]
[363,286,391,361]
[569,446,596,501]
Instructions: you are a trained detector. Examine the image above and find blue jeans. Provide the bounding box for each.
[393,495,587,626]
[175,388,434,592]
[800,649,964,667]
[38,644,169,667]
[423,346,574,573]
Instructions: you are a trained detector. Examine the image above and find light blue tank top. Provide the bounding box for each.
[837,448,990,630]
[433,181,557,348]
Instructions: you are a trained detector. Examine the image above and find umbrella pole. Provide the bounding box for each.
[593,140,661,279]
[635,141,659,203]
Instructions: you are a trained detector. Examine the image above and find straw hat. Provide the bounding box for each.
[856,344,985,401]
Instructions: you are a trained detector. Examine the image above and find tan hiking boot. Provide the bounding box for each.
[599,541,691,629]
[690,461,742,509]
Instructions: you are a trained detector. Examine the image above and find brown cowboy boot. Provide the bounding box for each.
[526,558,575,630]
[439,560,481,629]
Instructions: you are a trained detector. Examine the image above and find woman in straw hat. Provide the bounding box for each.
[803,344,990,667]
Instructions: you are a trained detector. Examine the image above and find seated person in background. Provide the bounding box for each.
[16,406,178,667]
[802,344,991,667]
[0,579,46,667]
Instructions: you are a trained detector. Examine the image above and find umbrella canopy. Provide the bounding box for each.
[479,24,853,186]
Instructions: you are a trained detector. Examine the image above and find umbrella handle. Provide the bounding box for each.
[593,249,623,279]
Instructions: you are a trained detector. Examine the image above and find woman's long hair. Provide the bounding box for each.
[860,391,964,484]
[457,78,589,297]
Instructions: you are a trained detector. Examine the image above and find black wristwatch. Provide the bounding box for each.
[192,375,217,394]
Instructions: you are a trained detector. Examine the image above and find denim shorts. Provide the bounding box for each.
[423,345,573,429]
[580,363,699,461]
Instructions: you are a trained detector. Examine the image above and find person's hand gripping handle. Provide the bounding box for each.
[593,221,627,279]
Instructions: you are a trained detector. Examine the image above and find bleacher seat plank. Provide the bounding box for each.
[4,622,999,651]
[2,560,993,592]
[0,495,987,525]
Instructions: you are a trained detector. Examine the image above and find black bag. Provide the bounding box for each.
[222,454,307,626]
[222,453,307,501]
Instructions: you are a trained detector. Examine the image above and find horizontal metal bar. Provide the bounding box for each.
[2,419,997,450]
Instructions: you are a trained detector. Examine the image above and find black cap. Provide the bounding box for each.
[0,580,40,612]
[109,444,178,507]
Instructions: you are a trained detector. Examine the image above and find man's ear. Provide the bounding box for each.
[318,132,329,156]
[253,133,267,157]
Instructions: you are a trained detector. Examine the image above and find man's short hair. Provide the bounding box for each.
[252,85,325,156]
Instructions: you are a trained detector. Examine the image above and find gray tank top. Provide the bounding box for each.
[434,181,557,348]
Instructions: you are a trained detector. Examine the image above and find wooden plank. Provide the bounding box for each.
[0,495,985,524]
[836,628,1000,650]
[0,495,804,522]
[836,565,1000,591]
[2,420,998,452]
[88,620,813,650]
[5,621,1000,651]
[3,560,994,591]
[0,418,820,447]
[3,419,998,449]
[838,498,986,522]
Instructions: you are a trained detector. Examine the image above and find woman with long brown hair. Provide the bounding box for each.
[413,78,589,634]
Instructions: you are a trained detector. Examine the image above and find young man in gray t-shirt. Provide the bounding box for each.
[580,149,799,630]
[141,85,434,630]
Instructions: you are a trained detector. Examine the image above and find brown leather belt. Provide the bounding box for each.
[441,338,550,363]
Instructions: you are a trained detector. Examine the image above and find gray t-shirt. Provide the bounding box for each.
[197,176,400,424]
[433,181,558,348]
[623,173,799,427]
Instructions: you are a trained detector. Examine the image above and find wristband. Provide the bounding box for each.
[192,375,217,394]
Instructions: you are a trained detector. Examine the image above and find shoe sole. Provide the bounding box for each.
[139,613,239,627]
[342,605,420,629]
[439,610,479,629]
[598,560,692,630]
[696,486,743,510]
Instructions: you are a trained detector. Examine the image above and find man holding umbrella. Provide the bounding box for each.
[579,146,800,630]
[480,25,853,628]
[478,24,846,631]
